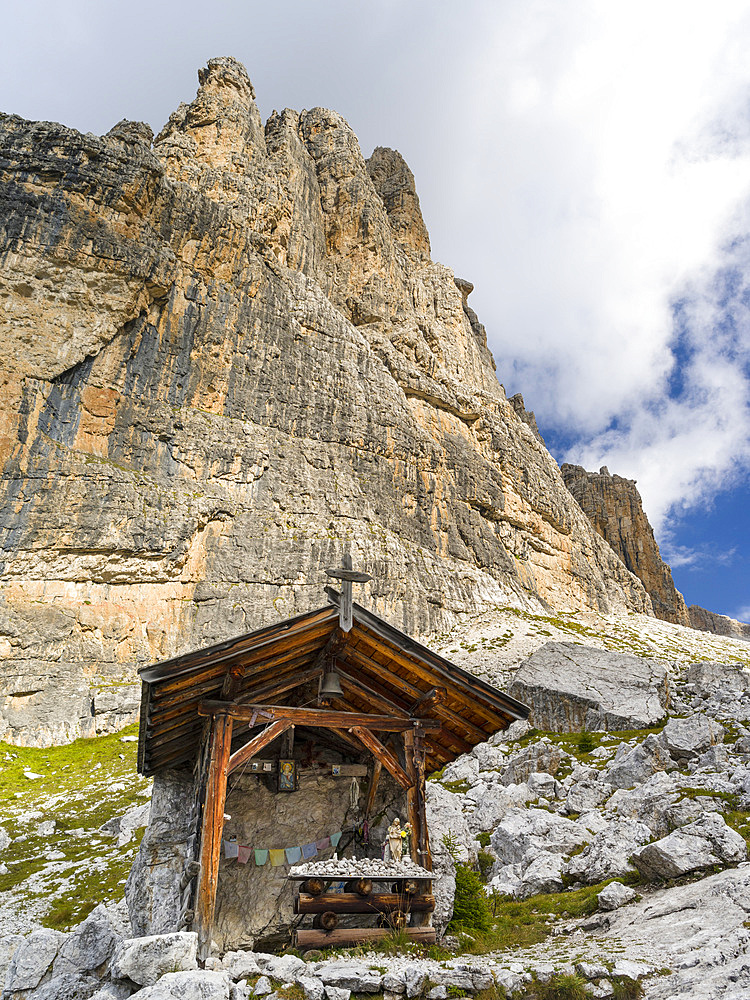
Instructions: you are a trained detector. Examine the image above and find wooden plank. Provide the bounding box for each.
[295,927,436,948]
[364,758,382,819]
[194,712,233,961]
[336,669,412,717]
[350,726,411,790]
[328,727,368,755]
[295,892,435,914]
[197,701,441,733]
[227,720,292,776]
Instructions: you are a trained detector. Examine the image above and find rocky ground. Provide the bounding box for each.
[3,613,750,997]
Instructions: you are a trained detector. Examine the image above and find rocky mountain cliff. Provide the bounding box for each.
[561,464,690,627]
[0,57,652,746]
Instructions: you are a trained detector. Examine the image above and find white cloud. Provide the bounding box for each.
[444,0,750,533]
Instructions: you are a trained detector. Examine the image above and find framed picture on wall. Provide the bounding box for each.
[279,759,296,792]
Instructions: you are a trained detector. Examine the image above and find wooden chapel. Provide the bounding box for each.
[136,562,529,958]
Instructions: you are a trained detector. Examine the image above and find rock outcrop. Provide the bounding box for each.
[689,605,750,640]
[0,56,652,745]
[561,464,689,627]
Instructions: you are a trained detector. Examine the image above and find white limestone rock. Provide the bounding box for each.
[298,977,325,1000]
[633,812,747,880]
[324,988,351,1000]
[491,808,590,865]
[25,971,101,998]
[565,819,652,884]
[317,961,382,992]
[52,903,123,978]
[515,850,564,898]
[566,777,609,813]
[661,714,724,762]
[257,954,306,983]
[219,951,261,980]
[508,642,669,731]
[603,734,674,789]
[253,976,273,996]
[597,881,637,911]
[131,970,232,998]
[110,931,198,987]
[4,928,64,992]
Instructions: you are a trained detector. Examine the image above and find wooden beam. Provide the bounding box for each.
[364,758,382,819]
[197,701,440,733]
[194,712,233,961]
[295,892,435,914]
[328,727,368,755]
[295,927,435,948]
[350,726,411,790]
[403,728,420,865]
[336,668,412,717]
[227,720,293,776]
[410,687,447,714]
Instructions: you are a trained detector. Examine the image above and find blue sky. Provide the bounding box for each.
[2,0,749,621]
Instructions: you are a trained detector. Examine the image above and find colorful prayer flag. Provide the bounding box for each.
[330,831,342,847]
[285,846,302,864]
[302,842,317,859]
[254,849,269,866]
[316,837,330,851]
[237,846,252,864]
[224,840,239,859]
[270,849,286,867]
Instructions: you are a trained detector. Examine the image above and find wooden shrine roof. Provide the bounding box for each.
[137,598,529,777]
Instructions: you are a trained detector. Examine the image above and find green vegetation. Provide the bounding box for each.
[449,864,493,934]
[0,723,151,931]
[523,972,589,1000]
[476,831,491,847]
[476,850,495,881]
[611,977,645,999]
[576,732,595,754]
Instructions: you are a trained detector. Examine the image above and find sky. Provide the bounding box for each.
[2,0,749,620]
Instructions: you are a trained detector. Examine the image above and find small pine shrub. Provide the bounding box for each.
[477,850,495,881]
[577,732,595,754]
[449,864,492,933]
[476,831,491,847]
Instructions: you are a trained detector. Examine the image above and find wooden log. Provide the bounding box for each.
[227,720,292,775]
[193,712,233,962]
[198,701,441,733]
[312,911,339,931]
[343,878,372,897]
[295,893,435,914]
[301,878,327,896]
[403,729,420,865]
[295,927,436,948]
[349,727,411,790]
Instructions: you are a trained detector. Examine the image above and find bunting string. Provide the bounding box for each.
[223,829,343,866]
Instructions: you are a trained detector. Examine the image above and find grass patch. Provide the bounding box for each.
[441,780,471,794]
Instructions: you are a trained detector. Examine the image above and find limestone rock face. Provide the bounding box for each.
[561,464,688,626]
[689,605,750,639]
[0,56,652,744]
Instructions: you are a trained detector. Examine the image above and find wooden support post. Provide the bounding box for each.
[413,727,432,871]
[350,726,411,789]
[194,712,233,961]
[403,728,420,864]
[364,759,382,820]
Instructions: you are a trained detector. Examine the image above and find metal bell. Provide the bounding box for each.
[320,670,343,697]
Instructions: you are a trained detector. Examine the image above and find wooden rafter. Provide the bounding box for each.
[227,720,293,776]
[349,726,411,790]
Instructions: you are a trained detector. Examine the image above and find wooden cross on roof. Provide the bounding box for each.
[325,553,372,632]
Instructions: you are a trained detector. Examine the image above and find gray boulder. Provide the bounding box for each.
[110,932,198,987]
[565,818,652,884]
[4,928,64,992]
[661,714,724,761]
[0,934,23,990]
[491,807,590,864]
[317,962,382,992]
[219,951,261,980]
[597,881,637,911]
[566,776,609,813]
[603,734,674,788]
[298,977,325,1000]
[633,813,746,880]
[515,850,564,898]
[606,770,681,836]
[508,642,668,731]
[498,739,573,785]
[256,954,306,983]
[131,970,232,998]
[23,972,101,999]
[0,827,10,852]
[324,988,351,1000]
[53,903,122,977]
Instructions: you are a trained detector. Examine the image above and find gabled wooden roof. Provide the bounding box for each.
[137,597,528,777]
